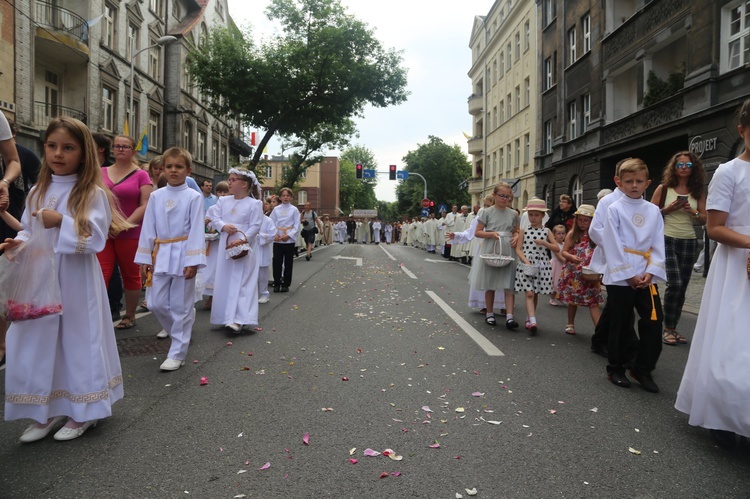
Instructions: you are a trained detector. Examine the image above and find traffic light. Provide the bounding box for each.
[429,201,434,207]
[389,164,397,180]
[356,163,363,179]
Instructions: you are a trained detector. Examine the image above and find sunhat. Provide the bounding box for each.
[523,199,549,212]
[574,204,596,217]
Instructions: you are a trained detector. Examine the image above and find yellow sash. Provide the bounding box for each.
[624,247,658,321]
[145,235,189,287]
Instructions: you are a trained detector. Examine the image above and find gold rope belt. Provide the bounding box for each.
[277,226,294,236]
[624,247,658,321]
[145,235,189,287]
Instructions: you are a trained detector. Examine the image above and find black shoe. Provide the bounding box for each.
[273,286,281,293]
[280,286,289,293]
[608,372,631,388]
[628,370,659,393]
[591,346,609,358]
[305,255,311,261]
[710,429,737,449]
[505,319,519,330]
[485,316,497,326]
[0,354,5,369]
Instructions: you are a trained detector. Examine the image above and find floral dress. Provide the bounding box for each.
[557,234,603,307]
[515,226,553,294]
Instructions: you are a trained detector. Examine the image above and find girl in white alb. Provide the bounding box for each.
[209,168,263,332]
[257,208,276,304]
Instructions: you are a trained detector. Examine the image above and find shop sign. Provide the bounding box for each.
[689,135,718,158]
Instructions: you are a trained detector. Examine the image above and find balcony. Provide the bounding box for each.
[467,136,483,155]
[33,102,87,128]
[34,1,89,59]
[601,93,684,145]
[468,94,483,115]
[468,177,483,194]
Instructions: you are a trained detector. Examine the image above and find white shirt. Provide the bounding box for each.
[270,202,300,243]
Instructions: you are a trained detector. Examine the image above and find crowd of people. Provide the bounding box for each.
[1,98,750,449]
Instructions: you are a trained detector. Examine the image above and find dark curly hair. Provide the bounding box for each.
[660,151,705,201]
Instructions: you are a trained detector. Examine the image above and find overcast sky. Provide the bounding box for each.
[228,0,496,202]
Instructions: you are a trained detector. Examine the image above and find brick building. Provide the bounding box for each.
[259,155,341,216]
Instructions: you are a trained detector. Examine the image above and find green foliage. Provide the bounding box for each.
[338,145,377,211]
[396,136,471,218]
[643,69,685,107]
[187,0,409,166]
[375,200,399,222]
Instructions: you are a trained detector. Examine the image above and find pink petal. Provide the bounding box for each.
[428,443,441,449]
[473,370,480,375]
[363,448,381,457]
[199,376,209,385]
[258,462,271,470]
[391,472,402,477]
[244,460,249,465]
[379,472,389,479]
[303,432,310,445]
[227,342,233,346]
[342,377,349,381]
[193,360,198,364]
[349,458,358,464]
[422,405,433,412]
[472,392,485,397]
[549,409,557,414]
[254,327,263,331]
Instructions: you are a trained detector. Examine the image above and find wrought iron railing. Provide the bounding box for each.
[34,101,87,127]
[35,0,88,43]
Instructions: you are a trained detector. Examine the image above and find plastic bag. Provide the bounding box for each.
[0,214,62,321]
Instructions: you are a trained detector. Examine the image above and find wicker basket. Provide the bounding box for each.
[581,266,603,282]
[226,230,250,260]
[518,262,539,277]
[479,240,514,268]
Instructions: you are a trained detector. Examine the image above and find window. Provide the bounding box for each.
[500,52,505,75]
[544,120,552,153]
[149,0,164,17]
[148,40,161,79]
[568,27,576,64]
[198,129,207,162]
[128,23,140,61]
[500,149,505,173]
[725,1,750,71]
[514,139,521,169]
[544,57,552,90]
[524,77,530,107]
[492,152,497,177]
[582,94,591,133]
[493,60,498,84]
[183,63,194,94]
[515,32,521,61]
[220,146,226,169]
[500,100,505,123]
[265,165,272,178]
[506,43,512,70]
[507,144,512,171]
[212,138,220,166]
[216,0,224,19]
[524,20,530,51]
[102,86,115,132]
[572,176,583,207]
[127,100,139,140]
[173,1,181,20]
[183,120,193,152]
[543,0,555,26]
[568,101,577,140]
[515,86,520,113]
[43,70,59,122]
[103,4,116,49]
[582,14,591,53]
[148,111,160,150]
[297,190,307,205]
[507,93,512,117]
[524,134,530,164]
[493,106,498,128]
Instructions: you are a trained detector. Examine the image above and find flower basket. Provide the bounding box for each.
[581,266,603,282]
[479,240,514,268]
[518,262,539,277]
[226,230,250,260]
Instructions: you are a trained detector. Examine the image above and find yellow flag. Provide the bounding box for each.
[124,119,130,137]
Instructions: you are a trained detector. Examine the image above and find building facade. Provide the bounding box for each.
[536,0,750,208]
[468,0,539,209]
[5,0,250,182]
[260,155,341,216]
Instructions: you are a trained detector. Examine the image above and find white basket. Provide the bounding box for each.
[479,240,514,268]
[204,232,220,242]
[581,266,603,282]
[518,262,539,277]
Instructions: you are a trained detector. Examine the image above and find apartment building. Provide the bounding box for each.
[259,155,341,216]
[536,0,750,207]
[468,0,538,209]
[6,0,250,182]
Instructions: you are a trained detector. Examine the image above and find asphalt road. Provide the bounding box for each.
[1,242,749,498]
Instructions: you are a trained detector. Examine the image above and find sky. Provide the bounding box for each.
[227,0,497,202]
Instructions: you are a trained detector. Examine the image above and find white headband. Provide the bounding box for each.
[228,168,259,186]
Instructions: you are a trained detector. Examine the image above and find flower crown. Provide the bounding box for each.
[228,167,259,186]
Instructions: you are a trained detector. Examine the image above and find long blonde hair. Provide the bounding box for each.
[31,117,134,237]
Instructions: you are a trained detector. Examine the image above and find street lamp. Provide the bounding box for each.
[129,35,177,136]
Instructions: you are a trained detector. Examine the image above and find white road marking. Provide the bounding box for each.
[332,255,363,266]
[424,258,455,263]
[400,264,418,279]
[426,290,505,357]
[379,244,396,260]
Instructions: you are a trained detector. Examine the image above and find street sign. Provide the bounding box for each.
[421,208,430,217]
[421,198,431,208]
[363,169,376,179]
[438,204,447,213]
[397,170,409,180]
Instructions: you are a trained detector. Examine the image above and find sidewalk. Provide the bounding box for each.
[682,270,706,315]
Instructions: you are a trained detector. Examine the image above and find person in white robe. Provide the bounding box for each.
[201,182,229,309]
[451,206,470,260]
[209,168,263,331]
[355,221,362,243]
[384,223,393,244]
[372,219,382,244]
[256,214,275,303]
[361,220,371,244]
[136,155,206,371]
[424,215,439,253]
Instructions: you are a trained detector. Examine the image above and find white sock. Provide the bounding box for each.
[529,316,536,324]
[506,314,514,321]
[486,312,495,318]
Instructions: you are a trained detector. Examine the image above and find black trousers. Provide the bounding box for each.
[272,243,295,287]
[606,284,663,375]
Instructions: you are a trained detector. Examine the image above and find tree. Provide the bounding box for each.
[187,0,409,167]
[340,145,377,210]
[396,136,471,218]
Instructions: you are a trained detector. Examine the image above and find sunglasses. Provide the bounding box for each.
[676,162,693,169]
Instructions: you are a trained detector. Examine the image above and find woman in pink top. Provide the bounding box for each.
[97,135,152,329]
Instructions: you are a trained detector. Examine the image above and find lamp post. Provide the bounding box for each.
[129,34,177,136]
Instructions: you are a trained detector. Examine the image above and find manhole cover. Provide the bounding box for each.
[117,336,170,357]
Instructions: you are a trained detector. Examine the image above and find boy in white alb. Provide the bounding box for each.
[257,206,276,303]
[600,158,666,392]
[136,147,206,371]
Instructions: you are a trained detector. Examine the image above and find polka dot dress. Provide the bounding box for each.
[515,226,553,294]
